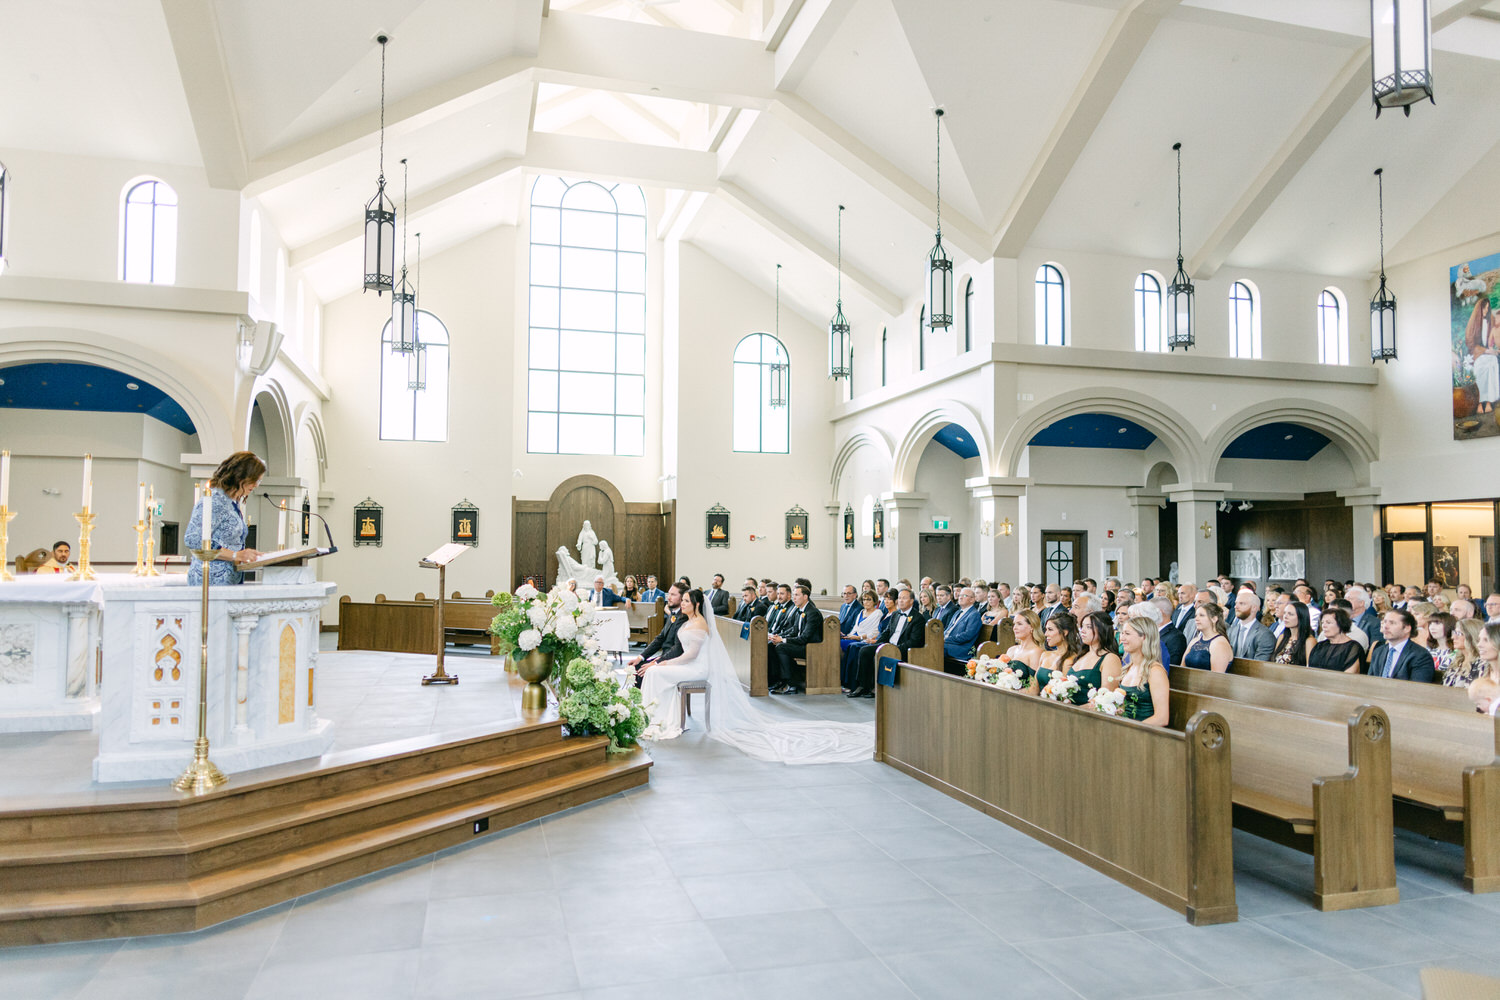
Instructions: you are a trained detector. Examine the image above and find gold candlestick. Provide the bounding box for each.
[0,506,15,582]
[173,546,228,794]
[71,509,96,581]
[132,520,147,576]
[142,486,160,576]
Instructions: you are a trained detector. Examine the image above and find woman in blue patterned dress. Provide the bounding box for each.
[185,451,266,586]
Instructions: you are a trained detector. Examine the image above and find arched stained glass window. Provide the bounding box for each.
[380,309,449,441]
[121,179,177,284]
[1318,287,1348,365]
[963,277,974,351]
[1035,264,1066,346]
[732,333,789,453]
[527,175,646,455]
[1134,272,1164,353]
[1229,280,1261,359]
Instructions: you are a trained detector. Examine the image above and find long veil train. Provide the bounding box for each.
[698,606,874,765]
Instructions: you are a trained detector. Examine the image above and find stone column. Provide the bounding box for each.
[825,500,843,588]
[966,477,1028,586]
[228,610,260,742]
[1167,483,1228,586]
[1126,490,1166,580]
[881,492,928,582]
[64,604,93,699]
[1340,487,1382,584]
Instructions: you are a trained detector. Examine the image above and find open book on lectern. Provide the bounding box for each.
[239,546,333,570]
[419,543,470,569]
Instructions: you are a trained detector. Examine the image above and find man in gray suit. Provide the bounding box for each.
[1227,589,1274,661]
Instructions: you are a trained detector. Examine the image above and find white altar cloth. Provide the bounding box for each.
[593,609,629,653]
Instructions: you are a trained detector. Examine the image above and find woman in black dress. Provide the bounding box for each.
[1272,600,1314,666]
[1308,607,1365,674]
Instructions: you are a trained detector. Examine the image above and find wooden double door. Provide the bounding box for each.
[511,474,675,591]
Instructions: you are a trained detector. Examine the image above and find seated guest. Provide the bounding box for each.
[767,584,822,694]
[703,575,730,617]
[735,585,767,622]
[1453,599,1477,621]
[628,584,684,685]
[941,587,983,675]
[996,582,1013,610]
[1229,590,1275,660]
[1487,593,1500,623]
[1146,600,1185,667]
[860,578,876,597]
[1443,618,1486,688]
[931,585,959,628]
[620,574,640,602]
[1009,587,1031,614]
[839,591,884,688]
[637,575,666,604]
[1371,588,1393,616]
[587,576,626,606]
[1432,594,1451,615]
[1079,611,1124,693]
[1004,609,1045,682]
[836,585,861,634]
[1368,609,1437,682]
[849,588,925,698]
[1272,601,1314,666]
[1183,602,1234,672]
[765,584,793,632]
[1427,612,1459,678]
[1471,621,1500,686]
[981,590,1007,625]
[1030,611,1087,703]
[36,540,72,574]
[874,579,890,600]
[918,586,937,617]
[1118,616,1170,726]
[1309,607,1366,674]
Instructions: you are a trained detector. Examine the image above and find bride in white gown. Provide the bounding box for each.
[640,588,874,764]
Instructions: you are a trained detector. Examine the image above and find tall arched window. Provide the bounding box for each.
[1035,264,1066,346]
[880,328,887,387]
[918,306,926,370]
[1317,287,1348,365]
[963,277,974,351]
[732,333,789,453]
[0,159,9,275]
[380,309,449,441]
[527,175,646,455]
[1229,280,1261,359]
[121,179,178,284]
[1134,272,1164,352]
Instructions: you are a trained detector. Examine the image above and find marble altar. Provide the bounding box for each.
[0,575,111,732]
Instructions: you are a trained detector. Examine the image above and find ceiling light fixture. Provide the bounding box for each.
[363,34,396,295]
[1166,142,1195,351]
[829,205,850,381]
[1370,0,1433,117]
[1371,168,1397,363]
[125,382,139,390]
[390,158,416,353]
[927,109,952,330]
[769,264,788,408]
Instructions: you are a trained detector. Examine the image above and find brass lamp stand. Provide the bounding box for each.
[173,546,228,793]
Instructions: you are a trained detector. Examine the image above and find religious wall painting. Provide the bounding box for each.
[353,498,384,547]
[843,505,855,549]
[872,505,884,548]
[785,505,809,549]
[451,500,478,547]
[301,497,312,544]
[706,503,730,549]
[1268,547,1305,581]
[1432,545,1461,589]
[1451,249,1500,440]
[1229,549,1262,581]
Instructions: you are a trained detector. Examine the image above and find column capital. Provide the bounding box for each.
[1337,486,1382,506]
[823,501,843,517]
[1124,488,1167,510]
[880,491,929,510]
[964,476,1029,500]
[1165,482,1231,503]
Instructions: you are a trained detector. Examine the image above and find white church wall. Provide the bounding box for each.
[911,444,982,579]
[672,242,836,592]
[1214,446,1356,497]
[319,227,516,614]
[0,147,239,290]
[834,442,894,587]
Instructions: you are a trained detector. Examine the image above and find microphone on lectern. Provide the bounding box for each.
[260,492,338,554]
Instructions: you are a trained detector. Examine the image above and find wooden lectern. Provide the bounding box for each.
[419,543,469,685]
[241,545,331,584]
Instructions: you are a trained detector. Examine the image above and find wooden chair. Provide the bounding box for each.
[678,679,710,731]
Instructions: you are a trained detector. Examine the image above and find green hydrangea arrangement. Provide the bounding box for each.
[557,658,648,752]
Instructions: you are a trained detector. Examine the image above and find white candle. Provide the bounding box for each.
[278,501,287,547]
[193,484,200,509]
[0,450,9,508]
[137,482,145,522]
[202,484,213,548]
[81,454,92,510]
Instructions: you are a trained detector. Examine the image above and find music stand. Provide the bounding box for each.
[419,543,469,685]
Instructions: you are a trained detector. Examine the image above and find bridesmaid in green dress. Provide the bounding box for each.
[1004,609,1045,683]
[1079,611,1124,696]
[1031,611,1088,704]
[1118,616,1171,726]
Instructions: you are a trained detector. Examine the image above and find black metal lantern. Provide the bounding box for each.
[1371,0,1433,117]
[1371,168,1398,362]
[0,160,8,275]
[829,205,850,380]
[769,263,788,408]
[406,344,428,390]
[363,35,396,294]
[1166,142,1195,351]
[390,159,416,352]
[927,109,953,329]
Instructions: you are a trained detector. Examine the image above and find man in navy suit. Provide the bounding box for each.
[941,587,983,675]
[637,575,666,604]
[1368,609,1436,682]
[588,576,626,607]
[931,585,959,628]
[837,585,861,634]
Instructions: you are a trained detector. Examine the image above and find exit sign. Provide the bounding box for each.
[932,519,949,530]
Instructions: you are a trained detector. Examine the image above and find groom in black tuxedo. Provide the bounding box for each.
[768,585,822,694]
[850,588,926,698]
[629,583,684,686]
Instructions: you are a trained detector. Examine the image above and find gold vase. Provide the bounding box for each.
[514,649,553,711]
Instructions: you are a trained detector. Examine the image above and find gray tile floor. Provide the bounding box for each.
[1,645,1494,999]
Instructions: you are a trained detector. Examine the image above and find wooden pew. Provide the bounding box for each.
[714,613,756,690]
[1230,657,1471,712]
[744,615,770,696]
[876,657,1236,925]
[642,599,666,647]
[974,641,1003,660]
[792,612,841,695]
[1165,686,1397,910]
[442,598,502,654]
[1193,662,1500,892]
[337,595,434,653]
[992,617,1016,651]
[906,619,947,673]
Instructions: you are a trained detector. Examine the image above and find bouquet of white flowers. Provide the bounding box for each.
[1040,672,1081,703]
[964,654,1027,690]
[490,584,605,696]
[1087,686,1126,716]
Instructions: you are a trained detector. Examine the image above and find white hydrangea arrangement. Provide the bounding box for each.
[491,583,605,696]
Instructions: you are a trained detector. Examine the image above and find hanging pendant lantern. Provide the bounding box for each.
[363,35,396,294]
[1371,0,1434,117]
[407,231,426,389]
[390,159,415,353]
[927,108,952,330]
[1166,142,1195,351]
[829,205,851,380]
[1370,168,1398,363]
[769,263,788,408]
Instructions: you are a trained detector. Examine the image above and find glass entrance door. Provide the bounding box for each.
[1041,531,1087,587]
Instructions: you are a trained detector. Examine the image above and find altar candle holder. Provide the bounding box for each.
[142,486,161,577]
[172,546,228,794]
[71,509,97,581]
[132,520,148,576]
[0,506,15,582]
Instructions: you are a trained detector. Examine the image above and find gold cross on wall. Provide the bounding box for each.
[1200,520,1213,538]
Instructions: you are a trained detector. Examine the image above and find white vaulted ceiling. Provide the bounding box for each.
[5,0,1500,317]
